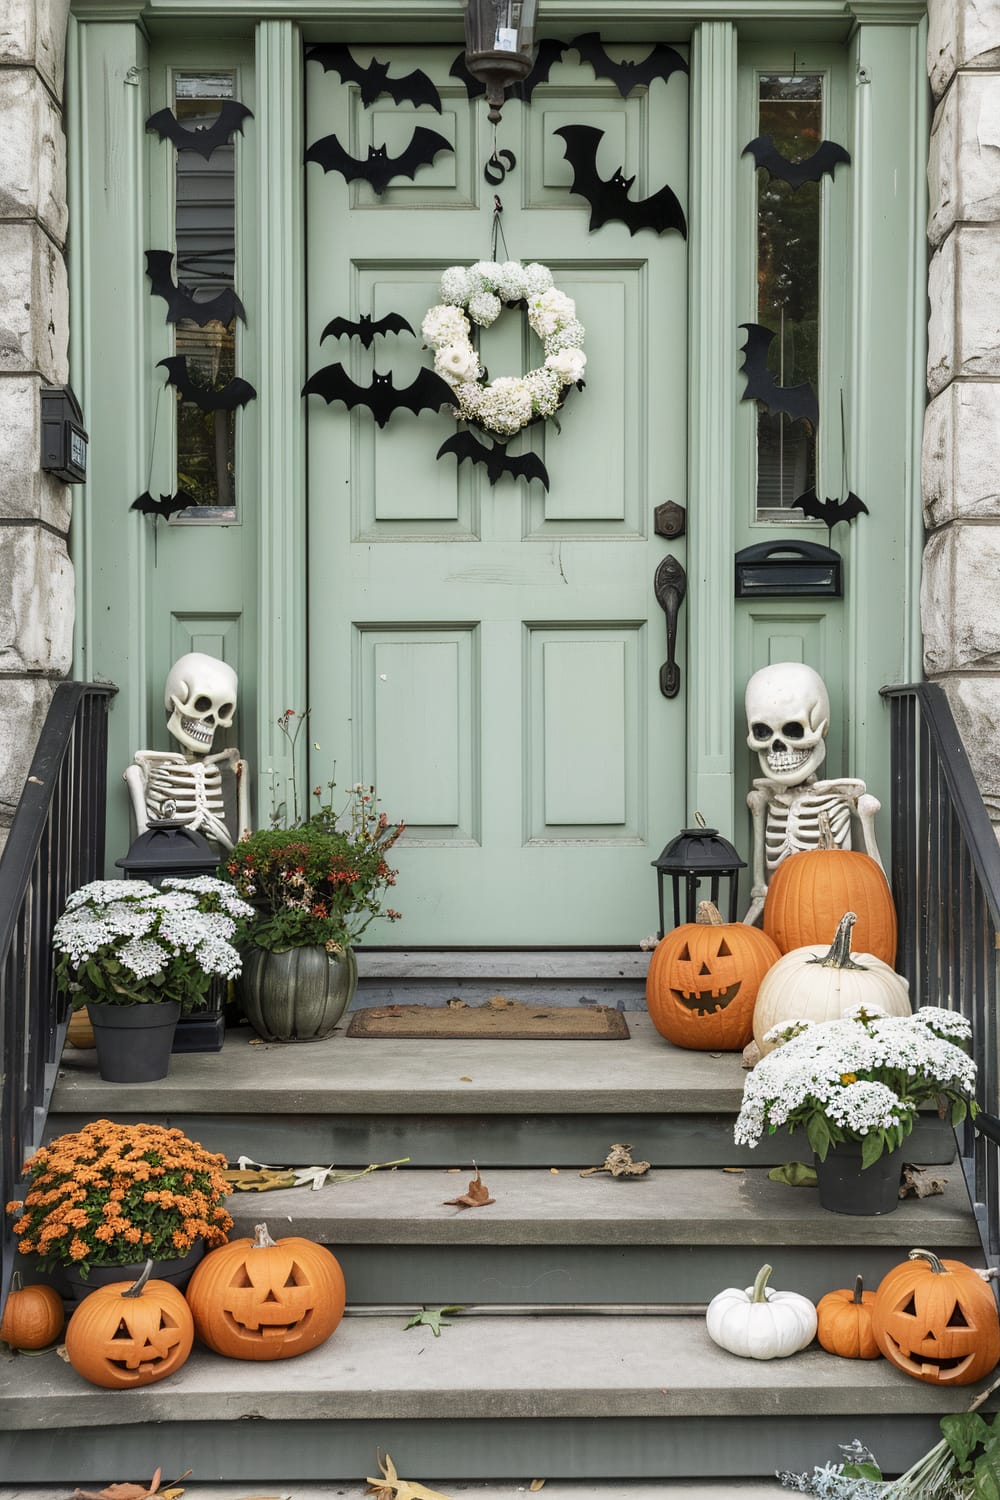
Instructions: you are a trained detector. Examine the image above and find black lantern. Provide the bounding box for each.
[462,0,540,123]
[651,815,747,937]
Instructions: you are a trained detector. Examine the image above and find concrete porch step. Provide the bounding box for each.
[1,1311,993,1483]
[353,947,652,1009]
[0,1484,792,1498]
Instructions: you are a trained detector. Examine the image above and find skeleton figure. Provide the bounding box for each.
[743,662,883,925]
[124,652,250,851]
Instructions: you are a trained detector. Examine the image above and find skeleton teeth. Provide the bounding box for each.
[182,718,213,742]
[767,748,809,773]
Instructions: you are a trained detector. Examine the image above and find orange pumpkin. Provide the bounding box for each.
[872,1248,1000,1385]
[0,1273,64,1350]
[646,901,781,1051]
[816,1274,880,1360]
[763,816,897,965]
[64,1262,194,1389]
[185,1221,345,1361]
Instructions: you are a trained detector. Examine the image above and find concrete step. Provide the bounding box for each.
[220,1166,982,1304]
[0,1485,790,1498]
[2,1310,995,1483]
[353,947,651,1009]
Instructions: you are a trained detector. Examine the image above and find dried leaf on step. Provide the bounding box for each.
[224,1168,298,1192]
[459,1076,473,1083]
[74,1468,162,1500]
[442,1166,495,1208]
[898,1163,948,1199]
[365,1448,455,1500]
[530,1483,547,1492]
[742,1040,760,1070]
[488,994,514,1009]
[233,1154,409,1192]
[403,1306,465,1337]
[768,1161,817,1188]
[446,997,466,1009]
[579,1143,650,1178]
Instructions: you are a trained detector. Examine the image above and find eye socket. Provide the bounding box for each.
[219,701,234,718]
[947,1305,970,1328]
[781,722,805,740]
[750,723,772,740]
[717,939,732,957]
[193,696,213,712]
[678,944,691,962]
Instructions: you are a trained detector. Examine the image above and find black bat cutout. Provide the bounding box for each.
[130,490,198,520]
[792,487,869,532]
[738,323,819,428]
[436,430,549,490]
[743,134,851,190]
[304,44,441,112]
[302,363,455,428]
[554,124,686,237]
[572,33,688,97]
[449,39,569,103]
[320,312,415,348]
[145,251,247,327]
[304,127,453,195]
[158,356,256,413]
[145,102,254,160]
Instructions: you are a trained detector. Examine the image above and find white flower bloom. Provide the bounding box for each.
[528,287,576,336]
[434,342,481,384]
[544,347,587,384]
[63,879,155,910]
[421,304,470,347]
[469,260,503,289]
[544,318,586,352]
[439,265,472,304]
[496,261,529,302]
[522,262,554,295]
[467,290,503,326]
[118,938,169,980]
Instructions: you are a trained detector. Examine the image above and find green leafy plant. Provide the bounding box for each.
[403,1306,465,1338]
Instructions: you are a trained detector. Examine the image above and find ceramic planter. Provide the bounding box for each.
[239,945,358,1042]
[85,1000,181,1082]
[813,1140,903,1216]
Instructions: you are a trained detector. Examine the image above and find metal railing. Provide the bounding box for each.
[0,682,116,1311]
[882,682,1000,1274]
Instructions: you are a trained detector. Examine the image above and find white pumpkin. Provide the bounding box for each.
[706,1263,817,1360]
[752,912,910,1055]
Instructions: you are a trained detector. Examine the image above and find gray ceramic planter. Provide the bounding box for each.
[239,945,358,1041]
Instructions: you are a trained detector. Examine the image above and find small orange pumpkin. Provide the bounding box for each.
[763,815,897,965]
[816,1274,880,1360]
[646,901,781,1051]
[185,1221,345,1361]
[872,1248,1000,1386]
[64,1261,194,1389]
[0,1273,64,1350]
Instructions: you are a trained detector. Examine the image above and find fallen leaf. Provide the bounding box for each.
[768,1161,817,1188]
[530,1483,546,1492]
[224,1168,298,1193]
[549,1167,559,1175]
[459,1076,473,1083]
[403,1306,465,1337]
[446,997,466,1009]
[488,994,515,1009]
[233,1154,409,1191]
[75,1469,162,1500]
[366,1449,454,1500]
[446,1167,462,1174]
[442,1165,495,1209]
[898,1163,947,1199]
[56,1343,70,1362]
[579,1143,650,1178]
[722,1167,745,1174]
[248,1037,265,1046]
[742,1040,760,1070]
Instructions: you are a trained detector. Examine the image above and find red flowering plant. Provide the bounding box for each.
[223,710,404,954]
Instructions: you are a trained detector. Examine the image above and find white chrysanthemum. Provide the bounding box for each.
[467,290,503,326]
[196,935,243,981]
[522,262,554,295]
[439,265,472,304]
[118,938,169,981]
[435,342,481,384]
[912,1005,972,1041]
[162,876,255,921]
[543,318,586,352]
[63,879,155,910]
[545,347,587,384]
[421,303,471,347]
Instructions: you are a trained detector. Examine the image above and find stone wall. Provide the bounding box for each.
[924,0,1000,821]
[0,0,74,840]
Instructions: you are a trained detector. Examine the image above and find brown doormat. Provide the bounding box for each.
[346,996,631,1040]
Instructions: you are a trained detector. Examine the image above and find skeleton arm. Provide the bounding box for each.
[744,783,772,925]
[809,779,885,872]
[207,748,251,843]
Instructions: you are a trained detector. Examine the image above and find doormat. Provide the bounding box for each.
[346,996,631,1040]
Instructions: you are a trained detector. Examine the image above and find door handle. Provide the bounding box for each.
[654,555,687,699]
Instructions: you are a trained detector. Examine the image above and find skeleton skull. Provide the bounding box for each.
[164,652,237,758]
[745,662,829,787]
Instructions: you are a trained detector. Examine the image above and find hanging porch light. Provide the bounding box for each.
[651,814,747,937]
[462,0,540,124]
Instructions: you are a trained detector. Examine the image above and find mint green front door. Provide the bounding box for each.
[305,44,689,945]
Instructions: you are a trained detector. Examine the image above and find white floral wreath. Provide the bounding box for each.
[421,261,586,440]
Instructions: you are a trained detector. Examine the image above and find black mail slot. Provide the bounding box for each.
[735,539,842,599]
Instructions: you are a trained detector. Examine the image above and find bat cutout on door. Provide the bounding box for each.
[742,134,851,189]
[157,356,256,412]
[738,323,819,428]
[304,128,453,195]
[302,363,455,428]
[449,39,568,103]
[791,487,869,533]
[436,431,549,490]
[571,33,688,96]
[145,251,247,327]
[554,125,686,237]
[145,102,254,160]
[304,44,441,111]
[130,490,198,521]
[320,312,415,347]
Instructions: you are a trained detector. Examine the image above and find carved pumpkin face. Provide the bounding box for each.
[64,1277,193,1389]
[646,903,781,1051]
[186,1224,346,1361]
[872,1251,1000,1386]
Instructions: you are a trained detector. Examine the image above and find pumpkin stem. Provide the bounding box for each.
[817,812,837,851]
[852,1274,865,1304]
[696,901,725,927]
[908,1247,946,1275]
[122,1260,154,1299]
[809,912,867,972]
[253,1223,278,1250]
[751,1264,773,1303]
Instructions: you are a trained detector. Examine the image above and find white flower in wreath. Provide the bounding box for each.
[545,347,587,384]
[468,290,503,326]
[528,287,577,336]
[435,342,481,385]
[439,265,473,305]
[421,304,470,346]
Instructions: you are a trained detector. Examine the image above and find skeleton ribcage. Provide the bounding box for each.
[145,762,232,846]
[765,793,852,873]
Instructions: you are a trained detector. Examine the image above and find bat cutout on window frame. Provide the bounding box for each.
[554,124,687,237]
[304,128,453,196]
[319,312,415,348]
[742,134,851,190]
[302,363,456,428]
[436,431,550,490]
[157,356,256,412]
[145,251,247,327]
[130,490,198,521]
[449,39,569,104]
[571,33,688,97]
[145,102,254,160]
[304,44,442,111]
[738,323,819,428]
[791,487,869,533]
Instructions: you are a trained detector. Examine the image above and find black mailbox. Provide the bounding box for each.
[40,385,88,484]
[735,539,842,599]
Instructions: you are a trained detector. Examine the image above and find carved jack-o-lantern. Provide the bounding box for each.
[872,1248,1000,1386]
[64,1263,194,1389]
[185,1222,346,1361]
[646,901,781,1051]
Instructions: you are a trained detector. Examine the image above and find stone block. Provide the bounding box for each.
[0,221,68,382]
[0,69,67,244]
[923,383,1000,526]
[927,225,1000,395]
[929,73,1000,245]
[0,375,73,530]
[922,522,1000,673]
[940,674,1000,822]
[929,0,1000,99]
[0,0,71,101]
[0,676,58,820]
[0,524,74,675]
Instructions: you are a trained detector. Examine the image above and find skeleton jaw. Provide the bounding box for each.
[767,746,811,776]
[182,717,215,748]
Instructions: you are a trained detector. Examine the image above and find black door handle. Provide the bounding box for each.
[654,555,687,699]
